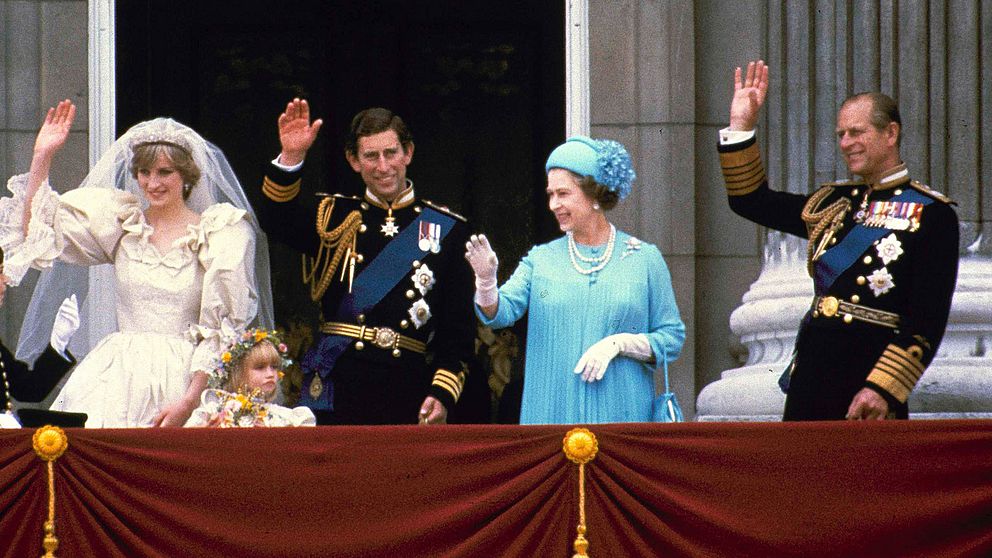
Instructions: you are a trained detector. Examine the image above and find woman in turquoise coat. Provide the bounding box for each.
[466,137,685,424]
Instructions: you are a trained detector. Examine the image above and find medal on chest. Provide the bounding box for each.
[858,200,923,231]
[380,207,400,237]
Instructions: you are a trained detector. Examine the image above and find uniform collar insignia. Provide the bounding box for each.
[365,180,416,210]
[871,163,909,191]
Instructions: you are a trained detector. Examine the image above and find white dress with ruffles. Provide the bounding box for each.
[0,175,257,427]
[184,389,316,427]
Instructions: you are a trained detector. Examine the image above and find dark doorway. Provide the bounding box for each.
[116,0,565,421]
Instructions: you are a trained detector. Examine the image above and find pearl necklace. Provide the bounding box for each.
[568,224,616,275]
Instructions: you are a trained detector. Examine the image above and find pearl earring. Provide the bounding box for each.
[593,203,601,210]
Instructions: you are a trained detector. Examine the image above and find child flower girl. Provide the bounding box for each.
[185,329,315,427]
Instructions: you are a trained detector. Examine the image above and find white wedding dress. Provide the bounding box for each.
[0,175,258,427]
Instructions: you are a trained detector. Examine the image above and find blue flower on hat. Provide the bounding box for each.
[595,139,635,200]
[545,136,636,200]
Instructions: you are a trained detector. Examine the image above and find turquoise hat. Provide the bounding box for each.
[544,135,636,200]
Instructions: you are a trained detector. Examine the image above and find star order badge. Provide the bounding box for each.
[867,267,895,297]
[381,217,400,237]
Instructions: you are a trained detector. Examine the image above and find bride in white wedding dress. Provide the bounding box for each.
[0,100,273,427]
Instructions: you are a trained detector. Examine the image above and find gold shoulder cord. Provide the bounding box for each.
[801,187,851,276]
[302,197,363,301]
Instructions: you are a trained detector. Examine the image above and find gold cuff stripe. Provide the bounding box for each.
[867,345,926,403]
[873,361,917,392]
[720,145,765,196]
[719,142,762,170]
[723,167,766,193]
[262,177,300,202]
[433,368,465,401]
[881,345,926,377]
[432,376,462,401]
[435,369,464,385]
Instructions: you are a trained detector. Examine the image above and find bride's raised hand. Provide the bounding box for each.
[33,99,76,158]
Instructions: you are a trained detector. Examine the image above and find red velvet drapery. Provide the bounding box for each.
[2,421,991,557]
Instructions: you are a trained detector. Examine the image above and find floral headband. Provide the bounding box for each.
[207,328,293,389]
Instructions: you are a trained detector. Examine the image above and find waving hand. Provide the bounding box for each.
[278,98,323,166]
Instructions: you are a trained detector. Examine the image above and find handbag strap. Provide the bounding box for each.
[661,344,670,393]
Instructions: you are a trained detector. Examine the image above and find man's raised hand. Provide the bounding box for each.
[278,98,323,166]
[729,60,769,132]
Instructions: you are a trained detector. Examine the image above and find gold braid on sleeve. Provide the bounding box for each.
[302,197,363,301]
[800,187,851,276]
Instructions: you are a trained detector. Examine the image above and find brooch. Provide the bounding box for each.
[621,237,642,260]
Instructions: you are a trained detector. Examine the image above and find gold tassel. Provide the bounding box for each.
[33,426,69,558]
[563,428,599,558]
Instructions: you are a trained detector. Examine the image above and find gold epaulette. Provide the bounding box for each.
[262,176,301,202]
[422,200,467,222]
[719,141,765,196]
[909,180,954,205]
[420,200,468,223]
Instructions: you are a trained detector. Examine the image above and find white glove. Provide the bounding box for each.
[50,294,80,356]
[464,234,499,307]
[574,333,653,382]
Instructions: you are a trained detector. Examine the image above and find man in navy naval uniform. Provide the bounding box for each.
[251,100,475,425]
[717,60,959,421]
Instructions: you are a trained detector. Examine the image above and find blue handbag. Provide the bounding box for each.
[651,346,683,422]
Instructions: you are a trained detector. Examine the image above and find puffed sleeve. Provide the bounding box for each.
[643,244,686,363]
[186,203,259,375]
[0,174,139,285]
[475,245,537,329]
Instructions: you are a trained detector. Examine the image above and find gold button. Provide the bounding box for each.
[863,256,872,264]
[850,294,860,304]
[894,189,903,195]
[356,254,365,263]
[417,308,427,319]
[355,341,365,350]
[857,276,866,285]
[830,237,837,245]
[414,206,422,213]
[400,319,409,329]
[406,290,416,299]
[359,224,368,233]
[412,260,421,268]
[357,314,365,324]
[361,202,369,210]
[392,349,402,358]
[852,189,859,196]
[843,314,854,324]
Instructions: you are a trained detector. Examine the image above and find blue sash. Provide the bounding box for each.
[299,207,457,410]
[814,189,932,294]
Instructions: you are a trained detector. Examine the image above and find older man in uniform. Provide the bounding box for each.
[718,60,959,421]
[251,100,474,425]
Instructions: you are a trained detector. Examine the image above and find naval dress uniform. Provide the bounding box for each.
[253,163,475,425]
[2,343,76,414]
[719,136,959,420]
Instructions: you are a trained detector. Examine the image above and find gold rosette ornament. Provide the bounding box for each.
[563,428,599,558]
[33,426,69,558]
